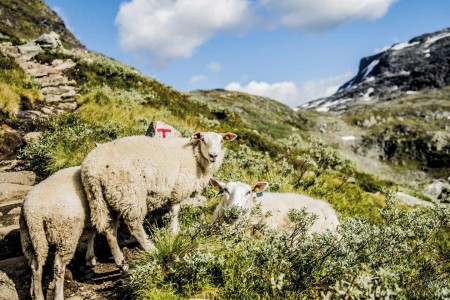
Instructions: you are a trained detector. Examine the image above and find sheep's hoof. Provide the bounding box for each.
[87,257,97,267]
[120,262,129,272]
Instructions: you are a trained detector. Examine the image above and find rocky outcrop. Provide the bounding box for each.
[0,0,83,49]
[301,27,450,113]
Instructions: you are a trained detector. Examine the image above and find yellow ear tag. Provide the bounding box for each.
[224,135,229,140]
[254,187,260,192]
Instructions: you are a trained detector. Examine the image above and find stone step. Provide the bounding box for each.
[0,183,32,206]
[0,161,19,172]
[0,171,36,186]
[38,75,76,87]
[41,85,75,96]
[0,199,24,215]
[0,224,19,239]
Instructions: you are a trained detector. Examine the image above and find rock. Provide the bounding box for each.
[57,102,78,110]
[67,296,84,300]
[54,59,76,70]
[146,121,182,139]
[0,183,33,204]
[36,32,62,49]
[0,271,19,300]
[0,224,19,238]
[41,85,74,96]
[396,192,434,208]
[346,177,356,184]
[40,106,53,114]
[23,132,42,145]
[7,207,21,215]
[0,45,20,58]
[51,59,64,66]
[0,171,36,185]
[424,180,450,201]
[0,160,19,172]
[17,42,42,60]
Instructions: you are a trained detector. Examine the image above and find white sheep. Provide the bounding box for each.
[81,132,237,271]
[210,178,340,234]
[20,166,96,300]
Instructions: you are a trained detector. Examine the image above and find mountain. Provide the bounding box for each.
[0,0,83,48]
[300,27,450,113]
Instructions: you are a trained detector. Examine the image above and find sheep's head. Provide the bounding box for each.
[210,178,268,222]
[192,132,237,163]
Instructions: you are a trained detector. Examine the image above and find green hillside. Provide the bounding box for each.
[0,2,448,299]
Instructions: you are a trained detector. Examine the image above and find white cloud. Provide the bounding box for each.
[115,0,396,65]
[225,71,353,107]
[115,0,256,65]
[262,0,396,33]
[226,81,298,106]
[207,62,222,73]
[189,75,207,84]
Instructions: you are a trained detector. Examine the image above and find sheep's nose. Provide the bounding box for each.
[209,153,218,161]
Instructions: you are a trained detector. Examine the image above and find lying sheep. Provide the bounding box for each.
[81,132,237,271]
[210,178,340,234]
[20,166,96,300]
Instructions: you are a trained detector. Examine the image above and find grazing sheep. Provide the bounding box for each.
[210,178,340,234]
[81,132,237,271]
[20,166,96,300]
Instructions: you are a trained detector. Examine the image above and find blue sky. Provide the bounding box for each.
[46,0,450,107]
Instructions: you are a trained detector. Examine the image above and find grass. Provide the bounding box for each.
[0,54,41,120]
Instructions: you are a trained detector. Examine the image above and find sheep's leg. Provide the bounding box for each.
[103,215,128,272]
[169,203,181,234]
[85,230,97,267]
[126,219,156,252]
[30,257,45,300]
[53,254,69,300]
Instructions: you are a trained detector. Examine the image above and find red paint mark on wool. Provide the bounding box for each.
[157,128,172,138]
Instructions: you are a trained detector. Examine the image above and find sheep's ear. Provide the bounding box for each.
[222,132,237,141]
[191,132,202,140]
[210,178,225,191]
[252,182,269,193]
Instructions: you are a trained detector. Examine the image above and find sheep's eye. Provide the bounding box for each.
[246,191,251,196]
[224,188,229,194]
[201,138,205,142]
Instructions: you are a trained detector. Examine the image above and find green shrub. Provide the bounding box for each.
[19,113,121,177]
[127,193,450,299]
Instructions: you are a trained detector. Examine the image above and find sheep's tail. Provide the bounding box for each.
[19,208,48,265]
[82,175,111,233]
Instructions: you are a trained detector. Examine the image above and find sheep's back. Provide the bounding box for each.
[256,193,339,234]
[82,136,201,205]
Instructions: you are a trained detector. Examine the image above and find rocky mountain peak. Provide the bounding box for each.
[300,27,450,113]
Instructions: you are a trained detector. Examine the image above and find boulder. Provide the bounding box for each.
[23,132,42,145]
[36,32,62,49]
[0,271,19,300]
[17,42,42,60]
[425,180,450,202]
[146,121,182,139]
[396,192,434,208]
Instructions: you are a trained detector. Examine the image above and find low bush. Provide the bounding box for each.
[127,192,450,299]
[19,113,121,177]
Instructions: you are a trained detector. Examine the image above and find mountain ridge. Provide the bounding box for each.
[300,27,450,113]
